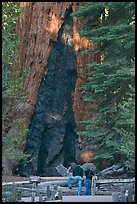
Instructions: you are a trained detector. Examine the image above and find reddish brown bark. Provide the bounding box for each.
[15,2,97,130]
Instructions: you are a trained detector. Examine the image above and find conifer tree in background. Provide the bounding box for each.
[2,3,29,161]
[2,2,20,112]
[73,2,135,174]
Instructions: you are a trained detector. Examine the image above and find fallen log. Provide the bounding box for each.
[2,181,30,186]
[38,179,79,187]
[96,178,135,184]
[98,163,125,177]
[38,180,68,187]
[55,164,72,177]
[40,177,70,181]
[2,177,70,186]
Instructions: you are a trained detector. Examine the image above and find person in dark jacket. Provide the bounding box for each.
[85,167,94,195]
[68,162,83,196]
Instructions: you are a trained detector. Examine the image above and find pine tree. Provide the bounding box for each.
[72,2,135,173]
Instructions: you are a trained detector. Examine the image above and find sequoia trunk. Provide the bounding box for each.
[3,2,98,176]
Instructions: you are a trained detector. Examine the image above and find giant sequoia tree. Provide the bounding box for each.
[3,2,134,177]
[2,2,97,176]
[73,2,135,173]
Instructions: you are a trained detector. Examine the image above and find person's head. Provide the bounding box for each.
[70,162,77,170]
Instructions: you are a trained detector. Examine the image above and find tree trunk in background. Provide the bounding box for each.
[2,2,99,176]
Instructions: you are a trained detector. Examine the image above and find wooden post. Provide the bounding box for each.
[92,175,97,195]
[53,185,58,200]
[47,186,51,201]
[127,189,133,202]
[31,182,36,202]
[121,188,133,202]
[121,188,126,202]
[39,192,43,202]
[112,192,120,202]
[29,176,40,202]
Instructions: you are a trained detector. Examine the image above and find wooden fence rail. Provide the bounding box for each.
[2,177,135,202]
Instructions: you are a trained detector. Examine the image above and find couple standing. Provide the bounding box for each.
[68,162,94,196]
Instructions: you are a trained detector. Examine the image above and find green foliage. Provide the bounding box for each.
[4,69,29,102]
[2,3,30,161]
[2,2,22,112]
[73,2,135,173]
[2,184,23,202]
[113,97,135,173]
[3,117,29,161]
[2,2,21,64]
